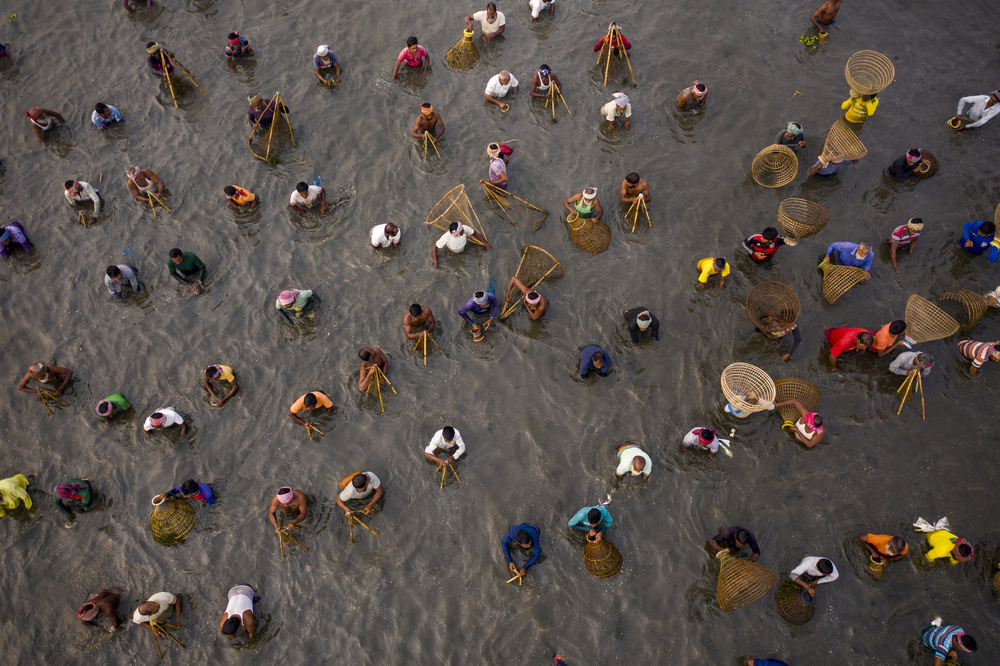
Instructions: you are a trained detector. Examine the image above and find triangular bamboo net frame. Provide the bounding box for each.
[821,119,867,162]
[248,92,295,162]
[500,245,563,319]
[425,184,488,246]
[821,263,868,304]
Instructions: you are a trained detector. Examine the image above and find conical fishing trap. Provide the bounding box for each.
[149,495,195,546]
[844,50,895,95]
[716,548,776,611]
[775,581,816,625]
[501,245,563,319]
[777,198,829,244]
[566,212,611,254]
[905,294,959,343]
[583,534,622,578]
[820,263,868,304]
[426,184,488,246]
[445,30,479,69]
[940,289,989,328]
[821,120,867,162]
[745,282,800,333]
[721,362,775,413]
[751,145,798,188]
[773,377,821,427]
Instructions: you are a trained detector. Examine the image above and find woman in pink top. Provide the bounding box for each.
[392,37,429,80]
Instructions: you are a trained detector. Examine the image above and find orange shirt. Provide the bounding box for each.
[870,323,898,351]
[864,533,908,557]
[290,391,333,413]
[228,186,256,205]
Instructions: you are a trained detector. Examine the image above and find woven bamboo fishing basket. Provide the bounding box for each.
[751,145,798,188]
[773,377,821,425]
[568,214,612,254]
[583,534,622,578]
[721,362,775,413]
[995,203,1000,227]
[500,245,563,319]
[445,30,479,69]
[844,50,895,95]
[149,495,195,546]
[716,549,776,611]
[777,198,830,243]
[426,184,487,245]
[940,289,989,327]
[821,263,868,304]
[913,151,938,179]
[775,581,816,625]
[745,282,800,333]
[905,294,959,343]
[821,120,868,162]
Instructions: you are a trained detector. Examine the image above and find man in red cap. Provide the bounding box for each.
[225,31,253,68]
[682,427,720,458]
[77,588,123,628]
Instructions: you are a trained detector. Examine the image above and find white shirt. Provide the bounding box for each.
[615,447,651,477]
[601,101,631,121]
[529,0,552,19]
[339,472,381,501]
[425,428,466,459]
[472,9,506,34]
[370,224,401,248]
[132,592,176,624]
[485,73,519,98]
[889,351,931,377]
[682,427,719,454]
[435,225,475,253]
[143,408,184,432]
[956,95,1000,129]
[789,556,839,584]
[289,185,323,207]
[64,181,101,215]
[224,585,254,623]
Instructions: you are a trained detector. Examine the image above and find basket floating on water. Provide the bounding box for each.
[745,281,800,333]
[568,214,611,254]
[583,534,622,578]
[445,30,479,69]
[716,549,775,611]
[905,294,959,343]
[149,495,195,546]
[940,289,989,328]
[844,50,895,95]
[751,144,798,188]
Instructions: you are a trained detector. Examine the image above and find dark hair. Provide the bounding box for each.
[857,332,875,347]
[587,508,602,525]
[303,393,317,408]
[406,36,418,47]
[359,350,371,361]
[181,479,199,495]
[352,474,367,489]
[735,529,749,545]
[540,63,551,71]
[593,352,605,364]
[442,426,455,440]
[448,221,460,232]
[168,248,182,259]
[527,291,540,301]
[409,304,423,317]
[146,41,156,49]
[888,536,906,553]
[487,2,497,9]
[223,186,236,196]
[385,223,398,234]
[916,352,934,367]
[227,32,239,41]
[811,414,823,427]
[151,412,164,420]
[64,180,75,189]
[695,83,707,93]
[516,529,531,545]
[980,221,996,235]
[625,172,639,184]
[888,320,906,335]
[205,366,217,378]
[222,616,241,635]
[910,217,922,225]
[106,266,121,278]
[714,257,726,270]
[762,227,778,240]
[959,635,977,652]
[95,103,108,113]
[816,558,833,575]
[296,182,309,193]
[958,543,972,558]
[421,102,431,110]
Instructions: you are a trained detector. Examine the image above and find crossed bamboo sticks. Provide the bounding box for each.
[149,619,185,659]
[160,50,205,109]
[36,388,67,415]
[481,180,547,231]
[436,461,461,489]
[625,195,651,232]
[278,524,308,559]
[897,367,925,419]
[414,330,443,366]
[302,422,324,440]
[423,131,440,159]
[346,511,378,543]
[146,192,171,217]
[596,23,636,87]
[544,81,572,120]
[365,365,396,413]
[248,92,296,162]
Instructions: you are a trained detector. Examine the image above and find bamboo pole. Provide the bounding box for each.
[149,192,171,212]
[351,514,378,536]
[348,514,355,543]
[282,531,308,552]
[554,82,571,114]
[616,25,636,84]
[549,85,556,120]
[278,530,284,558]
[152,623,186,649]
[422,331,428,365]
[640,196,651,227]
[376,366,396,394]
[483,180,545,212]
[147,193,157,218]
[440,465,447,489]
[449,463,461,483]
[152,628,163,659]
[626,198,639,232]
[264,94,278,161]
[501,262,561,319]
[596,23,612,65]
[482,182,518,228]
[279,93,295,146]
[501,251,530,315]
[169,57,206,96]
[918,372,925,420]
[160,51,178,108]
[603,31,614,87]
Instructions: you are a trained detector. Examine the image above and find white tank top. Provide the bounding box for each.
[224,586,254,624]
[536,72,551,91]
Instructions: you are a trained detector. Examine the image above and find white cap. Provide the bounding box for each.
[316,45,329,57]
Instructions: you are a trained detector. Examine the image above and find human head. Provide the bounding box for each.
[409,304,423,317]
[856,332,874,349]
[887,536,906,556]
[539,64,551,75]
[448,221,461,235]
[64,179,79,193]
[906,218,923,234]
[888,320,906,335]
[692,81,707,97]
[816,558,833,575]
[632,456,646,473]
[420,103,434,118]
[625,172,640,184]
[805,412,823,431]
[989,90,1000,106]
[126,166,141,180]
[487,142,501,160]
[95,102,109,116]
[206,365,223,380]
[762,227,779,241]
[223,186,237,197]
[636,311,652,331]
[958,634,977,652]
[278,290,297,306]
[442,426,455,442]
[222,616,241,637]
[786,121,803,136]
[359,350,371,362]
[473,291,489,306]
[713,257,726,271]
[407,36,418,48]
[303,393,317,408]
[525,291,541,307]
[145,42,160,54]
[247,93,262,106]
[582,187,597,200]
[106,265,122,280]
[735,529,749,547]
[385,223,399,237]
[149,412,166,428]
[698,428,716,445]
[613,92,629,110]
[168,248,183,263]
[316,45,329,58]
[499,70,510,85]
[95,400,113,417]
[954,539,974,561]
[980,221,996,235]
[516,529,532,548]
[296,182,309,194]
[276,487,293,504]
[228,32,240,43]
[28,362,46,379]
[180,479,199,496]
[77,602,99,622]
[137,600,161,616]
[906,148,922,163]
[856,241,872,257]
[587,508,602,526]
[915,352,934,369]
[55,484,83,500]
[486,2,497,16]
[352,473,368,490]
[592,352,606,369]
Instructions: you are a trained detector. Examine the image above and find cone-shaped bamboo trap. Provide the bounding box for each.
[149,495,195,546]
[844,50,895,95]
[940,289,989,328]
[721,362,775,413]
[777,198,829,245]
[745,282,800,333]
[904,294,959,343]
[426,184,488,246]
[751,145,798,188]
[821,263,868,304]
[583,534,622,578]
[566,212,611,254]
[445,30,479,69]
[821,120,867,162]
[773,377,821,426]
[775,581,816,625]
[716,549,776,611]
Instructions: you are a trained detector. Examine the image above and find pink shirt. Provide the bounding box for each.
[397,46,428,67]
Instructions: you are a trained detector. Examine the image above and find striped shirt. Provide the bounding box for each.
[921,625,965,659]
[888,224,921,246]
[957,339,999,369]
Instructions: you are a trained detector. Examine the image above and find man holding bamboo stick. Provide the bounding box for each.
[145,43,175,78]
[336,473,384,516]
[268,487,307,534]
[432,222,491,267]
[530,65,560,97]
[404,304,436,339]
[126,166,164,201]
[412,103,445,143]
[485,142,509,190]
[459,288,500,329]
[247,93,289,129]
[507,276,547,320]
[501,523,541,579]
[132,591,181,629]
[424,426,467,465]
[17,362,72,397]
[619,173,650,205]
[288,391,333,425]
[358,348,388,392]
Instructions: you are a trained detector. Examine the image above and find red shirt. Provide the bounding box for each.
[593,34,631,51]
[397,45,428,67]
[826,327,868,358]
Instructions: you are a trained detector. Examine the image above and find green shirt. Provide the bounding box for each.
[104,393,130,414]
[167,252,205,279]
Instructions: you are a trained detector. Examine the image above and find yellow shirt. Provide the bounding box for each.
[290,391,333,414]
[926,529,959,564]
[697,257,730,283]
[213,365,235,382]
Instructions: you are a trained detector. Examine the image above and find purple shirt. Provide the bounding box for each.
[458,293,499,325]
[0,222,31,259]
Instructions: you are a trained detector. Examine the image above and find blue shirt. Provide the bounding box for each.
[810,159,843,176]
[921,625,965,660]
[167,481,215,505]
[458,293,499,325]
[501,523,542,569]
[961,221,994,255]
[313,53,339,69]
[91,106,122,130]
[568,505,613,533]
[226,37,250,57]
[580,345,611,377]
[826,241,873,271]
[751,661,789,666]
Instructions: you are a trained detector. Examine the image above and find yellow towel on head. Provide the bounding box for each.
[0,474,31,517]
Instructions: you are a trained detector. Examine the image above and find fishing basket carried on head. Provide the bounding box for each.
[566,212,611,254]
[844,50,895,95]
[721,362,775,414]
[426,184,488,246]
[904,294,959,343]
[773,377,821,427]
[745,282,800,333]
[149,495,195,546]
[445,30,479,69]
[940,289,989,328]
[913,151,938,179]
[583,534,622,578]
[500,245,563,319]
[820,263,868,304]
[821,119,867,163]
[716,549,775,611]
[751,145,798,188]
[775,581,816,625]
[777,198,829,245]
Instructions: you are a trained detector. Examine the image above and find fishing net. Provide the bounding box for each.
[773,377,821,425]
[248,94,294,162]
[500,245,563,319]
[777,198,829,244]
[821,263,868,304]
[567,213,611,254]
[844,50,895,94]
[445,30,479,69]
[721,362,775,413]
[940,289,989,328]
[913,151,938,179]
[821,119,867,162]
[716,549,776,611]
[751,145,798,188]
[745,282,800,333]
[426,184,487,246]
[905,294,959,343]
[775,581,816,625]
[583,535,622,578]
[149,495,195,546]
[482,182,548,232]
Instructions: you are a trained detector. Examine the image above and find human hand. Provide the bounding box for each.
[274,526,281,534]
[782,353,792,362]
[698,282,706,290]
[753,251,767,260]
[321,203,328,214]
[798,140,806,148]
[192,283,202,295]
[965,240,973,248]
[508,562,518,574]
[363,507,373,515]
[484,318,493,330]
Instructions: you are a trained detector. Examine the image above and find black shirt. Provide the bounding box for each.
[624,307,659,342]
[712,525,760,556]
[887,155,917,179]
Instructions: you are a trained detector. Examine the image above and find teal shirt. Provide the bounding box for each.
[167,252,205,280]
[568,505,613,532]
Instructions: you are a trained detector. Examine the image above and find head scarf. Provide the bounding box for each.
[228,32,241,45]
[525,291,541,305]
[247,93,262,105]
[499,144,513,155]
[906,149,922,163]
[77,603,99,622]
[126,166,140,181]
[0,230,9,243]
[787,122,803,135]
[146,43,161,54]
[636,311,652,330]
[149,413,166,428]
[276,487,294,504]
[698,428,716,444]
[55,483,83,500]
[421,104,433,115]
[804,412,824,433]
[582,187,597,200]
[207,366,223,380]
[613,92,629,108]
[991,90,1000,101]
[26,106,40,119]
[906,218,924,233]
[539,65,550,75]
[29,363,46,379]
[953,537,974,559]
[473,291,489,306]
[96,400,113,416]
[692,81,707,97]
[487,142,501,159]
[278,290,298,306]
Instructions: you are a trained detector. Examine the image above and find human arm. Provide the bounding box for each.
[53,497,73,518]
[288,404,307,425]
[470,229,491,250]
[491,169,508,187]
[567,508,589,531]
[964,103,1000,129]
[449,431,466,460]
[215,379,238,406]
[288,500,308,528]
[358,364,377,392]
[592,198,603,220]
[782,326,801,361]
[431,243,440,268]
[364,484,384,513]
[464,14,475,30]
[675,90,689,110]
[106,275,122,298]
[458,300,477,326]
[889,240,900,272]
[483,23,505,42]
[314,66,328,84]
[80,182,101,216]
[810,5,829,32]
[143,170,164,197]
[774,398,809,420]
[562,194,581,213]
[529,74,546,98]
[391,56,403,80]
[433,114,445,139]
[410,116,426,139]
[522,527,542,568]
[48,364,72,395]
[579,351,592,378]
